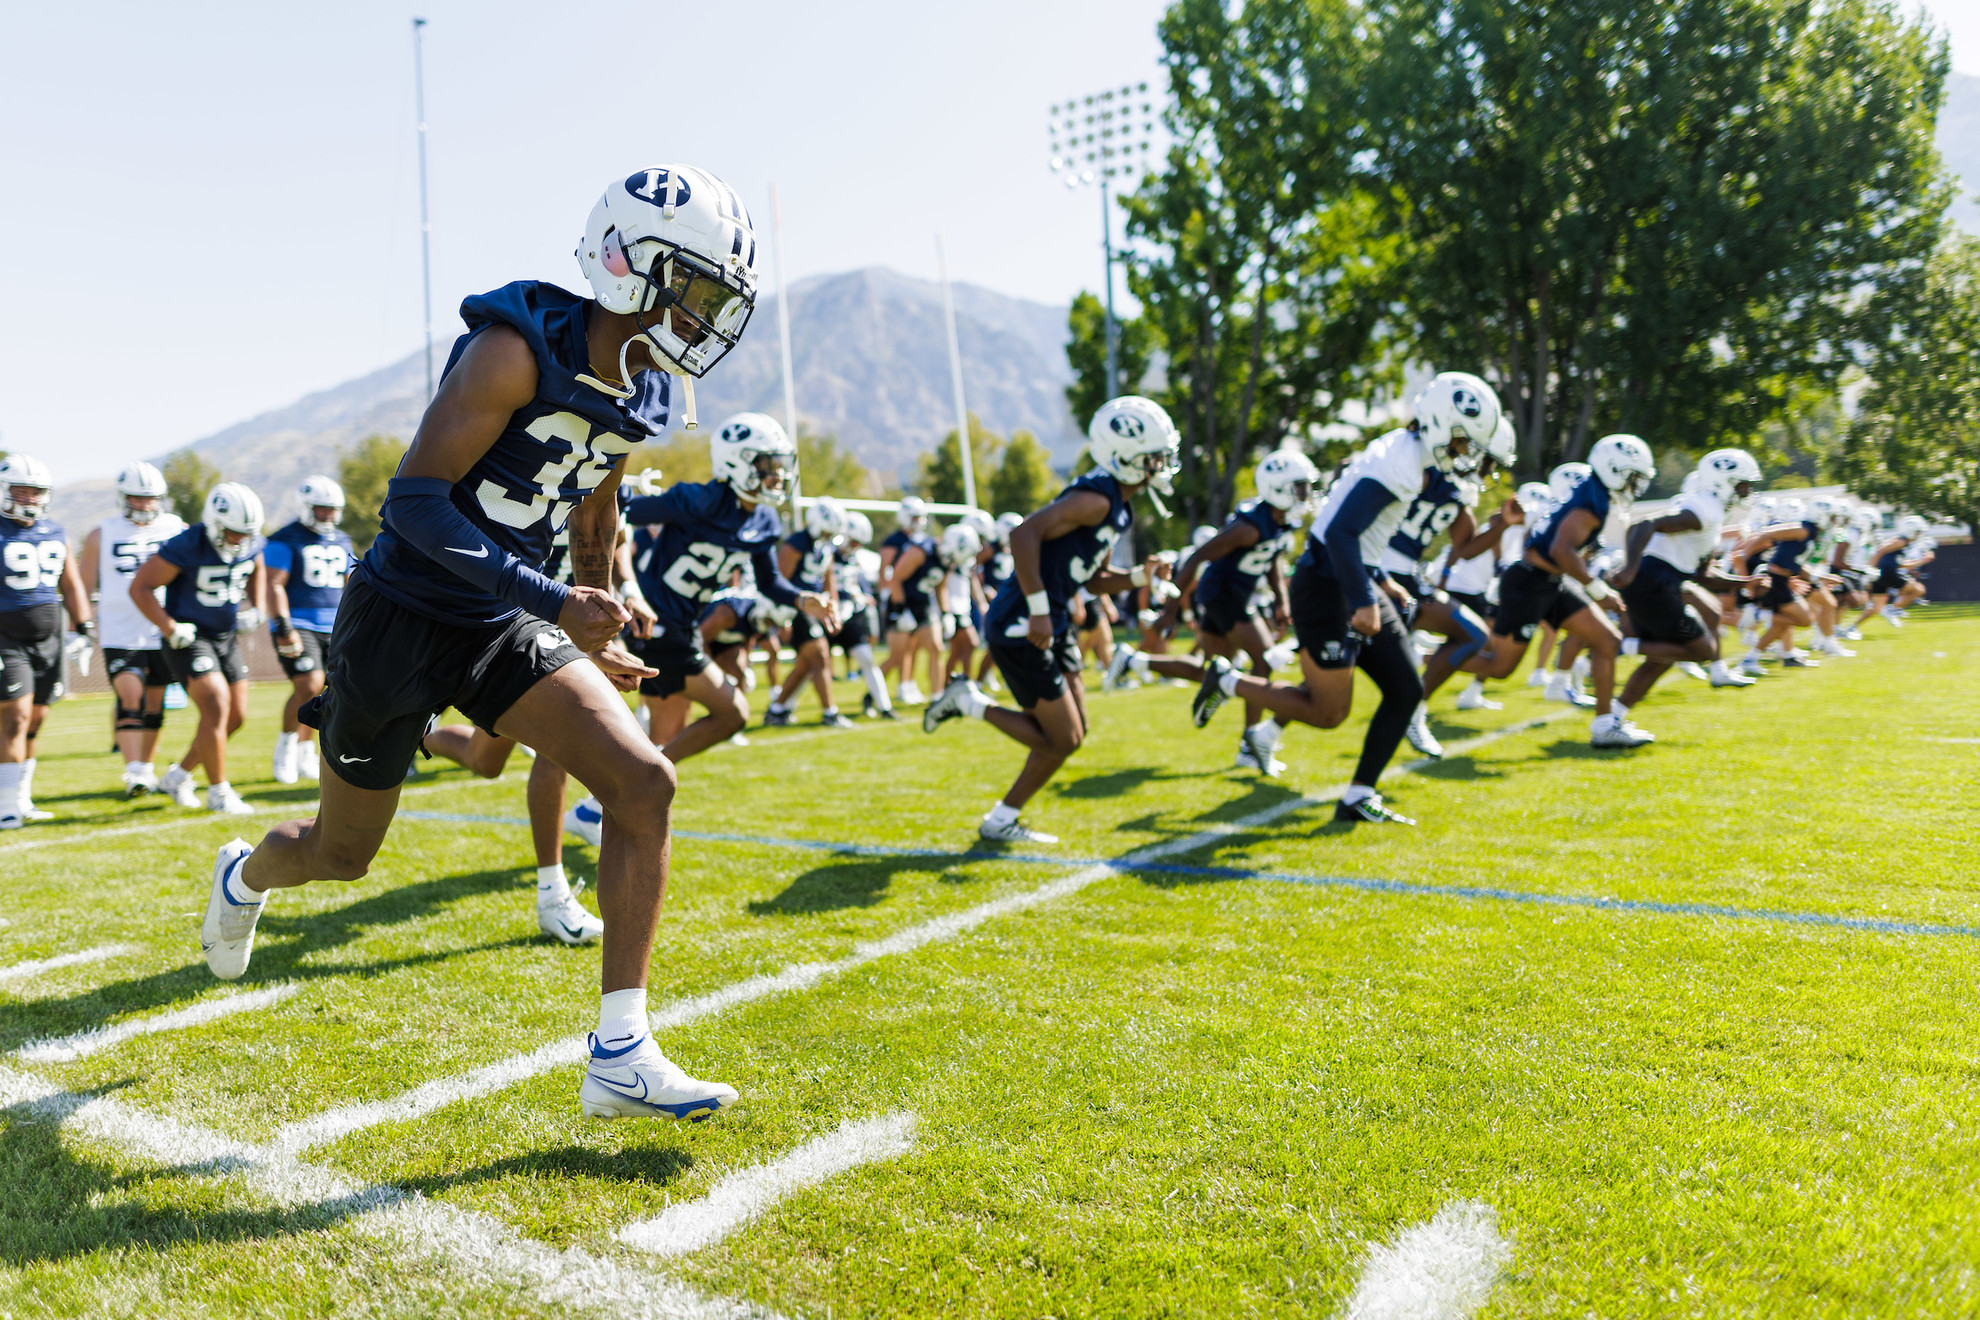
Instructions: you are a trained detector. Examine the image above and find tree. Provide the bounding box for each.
[1836,233,1980,532]
[1064,292,1159,430]
[1362,0,1952,473]
[162,448,223,526]
[989,430,1058,515]
[336,433,409,553]
[917,413,1004,508]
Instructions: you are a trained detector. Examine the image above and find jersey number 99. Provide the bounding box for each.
[3,540,65,591]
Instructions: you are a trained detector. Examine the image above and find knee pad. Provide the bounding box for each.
[141,709,166,730]
[115,703,147,731]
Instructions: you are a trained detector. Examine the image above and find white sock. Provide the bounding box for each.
[1341,783,1375,806]
[1613,701,1630,721]
[597,987,648,1046]
[20,757,35,807]
[209,780,232,797]
[1128,651,1152,680]
[276,731,297,752]
[962,687,992,719]
[1463,677,1486,696]
[854,645,891,708]
[985,801,1019,827]
[1620,637,1640,656]
[1218,667,1241,697]
[223,849,263,903]
[125,760,147,776]
[0,763,22,818]
[536,863,571,905]
[1255,716,1281,739]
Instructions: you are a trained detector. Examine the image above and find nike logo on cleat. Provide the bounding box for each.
[444,545,490,558]
[592,1073,650,1102]
[560,924,585,940]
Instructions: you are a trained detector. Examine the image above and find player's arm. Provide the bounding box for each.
[750,542,837,631]
[1448,506,1514,561]
[610,525,655,638]
[1009,491,1109,647]
[890,546,925,604]
[78,528,101,609]
[1321,477,1401,635]
[1165,519,1258,620]
[777,541,801,582]
[565,462,653,687]
[698,602,739,648]
[1545,508,1604,589]
[129,555,184,641]
[57,542,92,628]
[1268,552,1290,627]
[243,555,268,627]
[1612,509,1701,590]
[261,542,304,655]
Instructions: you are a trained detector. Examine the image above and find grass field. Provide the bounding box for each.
[3,608,1978,1319]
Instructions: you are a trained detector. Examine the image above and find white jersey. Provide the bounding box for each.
[940,565,971,615]
[1442,524,1522,597]
[1645,485,1727,574]
[1308,428,1432,569]
[94,512,188,649]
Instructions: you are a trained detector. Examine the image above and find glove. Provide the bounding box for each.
[63,632,94,677]
[235,606,263,633]
[166,621,198,649]
[1148,578,1182,604]
[274,621,304,659]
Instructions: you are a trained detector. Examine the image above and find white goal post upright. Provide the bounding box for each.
[935,233,978,512]
[770,183,802,509]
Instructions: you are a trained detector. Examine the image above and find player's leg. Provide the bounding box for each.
[1333,601,1426,824]
[177,670,231,788]
[924,631,1085,841]
[916,619,944,700]
[664,667,748,762]
[110,665,153,797]
[420,724,520,779]
[274,642,326,784]
[0,680,30,828]
[527,753,600,946]
[644,692,691,746]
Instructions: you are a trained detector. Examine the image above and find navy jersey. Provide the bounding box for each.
[359,281,670,626]
[895,533,943,599]
[783,529,838,591]
[1525,473,1611,568]
[1877,547,1906,576]
[626,481,793,630]
[984,472,1132,637]
[157,525,258,636]
[0,516,69,615]
[1196,500,1292,606]
[263,521,355,633]
[982,548,1013,598]
[1768,521,1821,574]
[1384,469,1469,566]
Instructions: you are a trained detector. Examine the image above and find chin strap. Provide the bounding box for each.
[575,334,697,429]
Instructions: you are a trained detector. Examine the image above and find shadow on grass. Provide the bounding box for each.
[1052,765,1215,800]
[401,1143,695,1199]
[748,854,987,916]
[1538,738,1644,761]
[1406,755,1506,784]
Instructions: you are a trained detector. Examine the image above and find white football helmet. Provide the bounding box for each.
[574,165,758,383]
[961,509,996,543]
[1480,416,1518,475]
[1411,371,1503,474]
[202,483,264,561]
[0,453,53,525]
[898,496,930,534]
[845,510,874,546]
[1804,495,1840,528]
[804,496,848,542]
[116,461,169,525]
[938,522,982,569]
[993,511,1023,545]
[1588,434,1655,501]
[1191,524,1218,550]
[1087,396,1181,510]
[1516,481,1552,516]
[1899,514,1927,539]
[710,412,796,505]
[1695,448,1761,510]
[1548,462,1591,505]
[1772,497,1805,527]
[297,475,345,534]
[1254,448,1320,515]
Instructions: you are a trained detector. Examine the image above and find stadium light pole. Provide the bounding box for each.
[935,233,977,511]
[770,183,802,507]
[412,17,435,403]
[1048,84,1158,403]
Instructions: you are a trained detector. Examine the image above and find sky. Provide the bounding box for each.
[1,0,1972,484]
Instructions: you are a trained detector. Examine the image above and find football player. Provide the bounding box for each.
[0,454,94,829]
[1849,515,1930,631]
[878,496,933,703]
[765,496,851,727]
[263,476,356,784]
[79,462,184,798]
[204,166,782,1125]
[975,512,1022,689]
[886,507,946,705]
[1733,497,1823,671]
[937,520,987,688]
[131,483,265,814]
[832,511,894,718]
[1432,479,1544,712]
[922,396,1179,843]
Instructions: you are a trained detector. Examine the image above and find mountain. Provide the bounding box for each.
[1941,71,1980,236]
[50,268,1078,530]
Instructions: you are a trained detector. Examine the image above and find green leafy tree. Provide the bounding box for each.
[1837,234,1980,532]
[336,434,408,553]
[1064,292,1159,430]
[989,430,1058,515]
[162,448,223,526]
[627,433,713,487]
[917,414,1004,508]
[793,427,879,501]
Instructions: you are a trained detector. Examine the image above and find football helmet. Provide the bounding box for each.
[898,496,930,534]
[1410,371,1503,474]
[1191,524,1218,550]
[961,509,996,543]
[1548,462,1591,505]
[1899,514,1927,539]
[1772,497,1805,527]
[710,412,796,505]
[991,511,1023,545]
[845,510,874,546]
[116,461,169,525]
[938,523,982,569]
[1588,434,1655,500]
[1516,481,1552,516]
[0,453,53,525]
[1695,448,1761,510]
[574,165,758,385]
[1254,448,1319,515]
[202,483,264,561]
[1480,416,1517,476]
[1087,396,1181,511]
[297,475,345,534]
[804,496,848,542]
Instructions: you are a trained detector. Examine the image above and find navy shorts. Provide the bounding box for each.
[988,628,1084,708]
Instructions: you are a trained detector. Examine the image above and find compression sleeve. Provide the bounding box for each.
[380,476,570,623]
[1322,478,1396,610]
[751,542,802,608]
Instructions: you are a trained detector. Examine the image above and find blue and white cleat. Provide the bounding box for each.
[538,887,604,946]
[564,797,604,847]
[580,1031,737,1121]
[201,838,265,980]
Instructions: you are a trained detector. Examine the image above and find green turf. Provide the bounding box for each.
[2,611,1976,1318]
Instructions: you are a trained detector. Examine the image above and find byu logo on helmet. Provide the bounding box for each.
[1110,414,1146,438]
[627,168,690,209]
[722,421,755,445]
[1452,387,1483,418]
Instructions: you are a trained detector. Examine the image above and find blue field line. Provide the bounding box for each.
[393,811,1980,941]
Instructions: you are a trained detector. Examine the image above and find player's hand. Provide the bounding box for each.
[558,585,632,652]
[626,594,658,639]
[1273,600,1291,630]
[1502,498,1526,525]
[235,606,263,634]
[590,640,657,692]
[799,591,841,633]
[63,632,93,677]
[274,622,304,658]
[1026,613,1053,650]
[1350,604,1379,636]
[1609,562,1637,591]
[1153,603,1181,638]
[166,621,197,649]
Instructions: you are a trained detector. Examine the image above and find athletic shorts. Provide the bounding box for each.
[103,647,174,688]
[988,628,1084,708]
[891,590,934,634]
[1759,575,1798,611]
[1492,562,1587,642]
[0,606,63,706]
[1287,559,1405,670]
[830,601,873,651]
[163,632,245,687]
[1620,559,1706,645]
[632,622,711,700]
[1873,570,1908,595]
[298,577,584,791]
[789,608,826,648]
[1448,590,1492,622]
[1193,585,1255,639]
[276,627,328,679]
[1835,569,1865,598]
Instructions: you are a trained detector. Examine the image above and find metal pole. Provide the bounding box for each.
[1099,173,1119,402]
[413,18,434,403]
[770,184,802,508]
[935,234,977,511]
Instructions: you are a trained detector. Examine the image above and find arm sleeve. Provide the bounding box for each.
[261,540,293,574]
[1322,478,1396,610]
[751,542,802,608]
[380,476,570,623]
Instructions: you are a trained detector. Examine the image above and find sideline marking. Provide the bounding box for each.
[15,983,298,1063]
[619,1112,918,1258]
[0,943,136,983]
[1341,1199,1511,1320]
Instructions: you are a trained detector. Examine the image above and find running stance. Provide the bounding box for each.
[0,454,94,829]
[765,496,851,727]
[203,165,764,1123]
[264,476,356,784]
[1848,515,1929,632]
[1734,497,1824,672]
[922,395,1180,843]
[81,462,184,799]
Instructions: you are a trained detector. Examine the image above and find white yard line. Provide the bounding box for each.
[15,983,298,1064]
[0,943,136,982]
[1341,1200,1512,1320]
[619,1112,918,1258]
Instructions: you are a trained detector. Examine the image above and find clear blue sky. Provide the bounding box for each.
[1,0,1969,484]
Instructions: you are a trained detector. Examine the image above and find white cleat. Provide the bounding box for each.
[1822,638,1856,657]
[979,814,1058,845]
[1454,683,1502,711]
[580,1031,737,1121]
[200,838,265,980]
[21,806,54,823]
[1709,662,1757,688]
[272,739,299,785]
[1238,722,1287,777]
[0,811,21,831]
[1544,674,1595,708]
[1675,661,1710,682]
[922,676,978,733]
[1525,666,1549,689]
[1590,713,1655,749]
[1404,703,1444,759]
[896,680,925,706]
[161,764,200,808]
[207,783,255,816]
[1740,656,1766,678]
[298,741,320,780]
[538,890,604,946]
[1103,644,1139,693]
[122,766,158,799]
[1880,606,1904,629]
[1839,626,1863,642]
[564,798,604,847]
